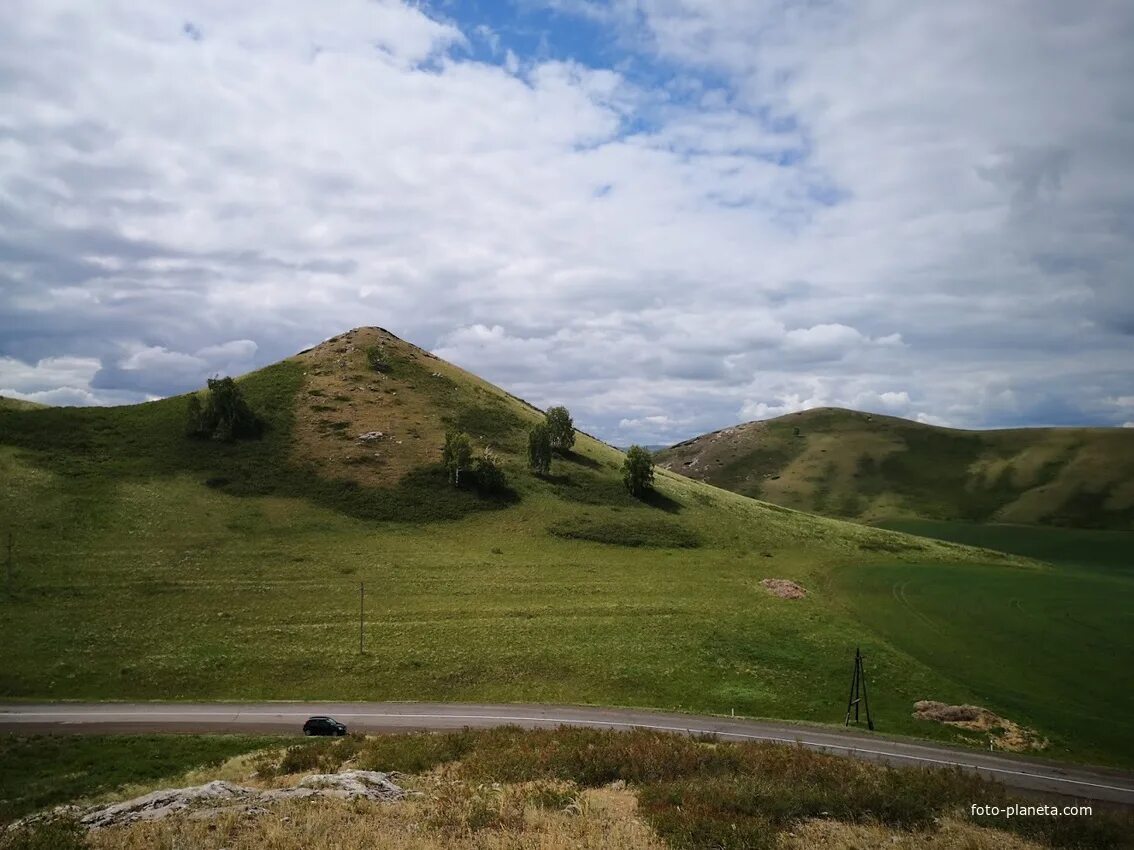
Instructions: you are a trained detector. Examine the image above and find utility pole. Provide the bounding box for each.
[359,581,364,654]
[844,646,874,730]
[5,531,11,593]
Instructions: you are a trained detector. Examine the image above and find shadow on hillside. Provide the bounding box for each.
[561,450,602,470]
[640,489,683,514]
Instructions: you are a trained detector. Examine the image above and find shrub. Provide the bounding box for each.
[184,394,204,437]
[273,735,367,775]
[278,740,332,774]
[442,431,473,487]
[528,423,552,474]
[356,729,479,774]
[473,448,508,494]
[525,780,581,811]
[185,377,263,441]
[546,406,575,452]
[622,445,655,497]
[365,346,390,372]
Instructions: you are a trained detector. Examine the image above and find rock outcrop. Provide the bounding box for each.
[12,771,406,831]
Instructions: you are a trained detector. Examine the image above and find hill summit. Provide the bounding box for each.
[656,407,1134,529]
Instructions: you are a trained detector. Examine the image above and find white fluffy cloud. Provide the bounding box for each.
[1,0,1131,441]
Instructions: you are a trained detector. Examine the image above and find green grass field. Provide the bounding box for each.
[875,519,1134,571]
[1,330,1131,767]
[831,520,1134,765]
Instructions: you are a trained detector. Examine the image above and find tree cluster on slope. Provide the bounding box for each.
[443,430,508,494]
[622,445,655,497]
[528,423,552,475]
[527,405,575,475]
[545,406,575,452]
[185,377,263,441]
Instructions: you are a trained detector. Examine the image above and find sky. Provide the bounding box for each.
[2,0,1133,444]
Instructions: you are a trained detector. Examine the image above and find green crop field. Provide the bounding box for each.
[832,520,1134,766]
[1,329,1131,767]
[874,518,1134,571]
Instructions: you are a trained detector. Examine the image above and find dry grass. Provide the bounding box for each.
[776,816,1046,849]
[85,784,667,850]
[912,701,1048,753]
[14,728,1131,850]
[760,578,808,599]
[291,327,544,487]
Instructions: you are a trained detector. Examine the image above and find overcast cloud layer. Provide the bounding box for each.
[2,0,1132,442]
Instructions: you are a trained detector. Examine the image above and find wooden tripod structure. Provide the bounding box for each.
[844,646,874,730]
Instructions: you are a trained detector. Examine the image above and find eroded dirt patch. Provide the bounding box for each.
[760,578,808,599]
[913,701,1048,752]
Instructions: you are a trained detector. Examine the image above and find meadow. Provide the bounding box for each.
[874,519,1134,570]
[1,329,1131,768]
[829,519,1134,765]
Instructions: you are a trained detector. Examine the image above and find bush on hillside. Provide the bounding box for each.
[528,423,552,475]
[473,448,508,494]
[546,406,575,452]
[185,377,263,441]
[442,430,473,487]
[622,445,655,498]
[365,346,390,373]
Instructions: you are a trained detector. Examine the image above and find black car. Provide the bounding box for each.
[303,715,347,736]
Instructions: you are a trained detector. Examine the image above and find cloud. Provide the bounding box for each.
[1,0,1132,441]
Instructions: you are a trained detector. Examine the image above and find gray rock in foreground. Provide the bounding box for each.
[12,771,406,831]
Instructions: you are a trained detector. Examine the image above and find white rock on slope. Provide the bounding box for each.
[12,771,406,831]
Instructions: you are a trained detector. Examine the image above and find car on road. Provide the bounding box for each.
[303,715,347,736]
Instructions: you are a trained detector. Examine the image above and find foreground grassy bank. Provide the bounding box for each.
[3,729,1130,850]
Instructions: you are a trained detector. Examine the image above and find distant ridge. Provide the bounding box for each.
[656,407,1134,529]
[0,395,48,411]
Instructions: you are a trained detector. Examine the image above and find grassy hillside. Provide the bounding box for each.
[1,329,1131,764]
[656,407,1134,529]
[0,395,48,411]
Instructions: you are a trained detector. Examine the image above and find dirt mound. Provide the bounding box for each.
[913,700,1047,752]
[760,578,808,599]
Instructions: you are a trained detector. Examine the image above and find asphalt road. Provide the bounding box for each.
[3,702,1133,806]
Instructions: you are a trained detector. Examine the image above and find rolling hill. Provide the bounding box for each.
[0,395,48,411]
[2,328,1133,765]
[655,407,1134,529]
